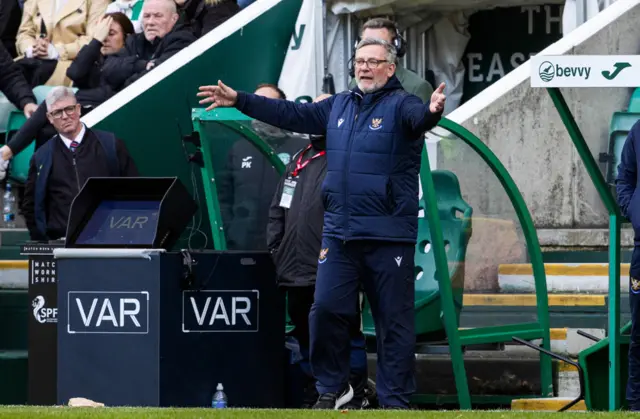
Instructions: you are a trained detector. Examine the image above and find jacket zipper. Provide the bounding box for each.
[343,93,362,242]
[72,156,81,192]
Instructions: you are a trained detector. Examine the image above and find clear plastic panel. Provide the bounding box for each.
[199,119,309,251]
[425,128,538,328]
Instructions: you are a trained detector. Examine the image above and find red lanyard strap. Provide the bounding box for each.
[292,145,325,177]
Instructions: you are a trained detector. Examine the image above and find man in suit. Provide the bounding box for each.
[22,87,138,241]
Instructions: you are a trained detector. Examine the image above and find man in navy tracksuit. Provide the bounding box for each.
[198,37,446,410]
[616,120,640,411]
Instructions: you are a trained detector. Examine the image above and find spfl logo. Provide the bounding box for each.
[539,61,555,82]
[32,296,57,324]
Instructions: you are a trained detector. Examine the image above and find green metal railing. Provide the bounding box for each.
[547,87,622,410]
[192,109,553,409]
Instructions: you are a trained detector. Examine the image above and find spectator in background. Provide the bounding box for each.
[106,0,144,33]
[101,0,195,90]
[0,0,22,57]
[66,13,135,94]
[0,42,38,118]
[22,87,138,241]
[175,0,239,38]
[15,0,111,86]
[218,83,308,251]
[267,93,369,409]
[0,12,135,170]
[349,18,433,104]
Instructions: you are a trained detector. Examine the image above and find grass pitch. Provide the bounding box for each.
[0,407,635,418]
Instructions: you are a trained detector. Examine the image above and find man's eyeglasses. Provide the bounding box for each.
[354,58,388,69]
[48,105,78,119]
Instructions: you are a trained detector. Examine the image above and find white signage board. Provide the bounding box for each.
[531,55,640,87]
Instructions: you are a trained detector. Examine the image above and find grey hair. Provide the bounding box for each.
[355,37,397,64]
[45,87,76,111]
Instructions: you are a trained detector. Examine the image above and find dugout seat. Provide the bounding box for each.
[602,111,640,185]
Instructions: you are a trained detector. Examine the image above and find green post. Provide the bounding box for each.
[420,144,472,409]
[547,87,622,410]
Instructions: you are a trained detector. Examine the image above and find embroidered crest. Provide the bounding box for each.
[369,118,383,130]
[278,153,291,165]
[632,277,640,294]
[318,248,329,264]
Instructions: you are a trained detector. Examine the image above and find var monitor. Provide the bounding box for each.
[65,177,197,249]
[75,200,160,246]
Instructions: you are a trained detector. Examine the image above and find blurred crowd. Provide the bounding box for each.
[0,0,247,159]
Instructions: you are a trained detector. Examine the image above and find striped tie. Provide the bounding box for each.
[70,141,79,152]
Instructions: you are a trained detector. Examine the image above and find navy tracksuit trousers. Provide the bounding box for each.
[628,246,640,410]
[310,237,416,408]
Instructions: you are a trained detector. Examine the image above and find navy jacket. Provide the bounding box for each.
[235,75,441,243]
[617,120,640,245]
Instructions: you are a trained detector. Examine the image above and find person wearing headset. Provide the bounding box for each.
[349,18,433,104]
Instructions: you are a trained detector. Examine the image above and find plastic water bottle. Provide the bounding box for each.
[3,184,16,228]
[212,383,227,408]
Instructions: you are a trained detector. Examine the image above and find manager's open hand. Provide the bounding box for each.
[429,82,446,114]
[197,80,238,111]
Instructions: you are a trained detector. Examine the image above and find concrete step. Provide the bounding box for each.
[464,293,606,306]
[499,263,629,293]
[511,397,586,411]
[0,260,28,289]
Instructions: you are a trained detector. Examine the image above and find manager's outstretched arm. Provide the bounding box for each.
[401,82,446,135]
[198,81,333,135]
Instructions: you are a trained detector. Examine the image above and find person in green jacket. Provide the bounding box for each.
[348,17,433,104]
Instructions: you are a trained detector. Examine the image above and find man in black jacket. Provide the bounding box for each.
[101,0,196,90]
[0,0,21,57]
[22,87,138,241]
[0,42,37,118]
[0,41,38,179]
[267,94,369,409]
[218,84,309,251]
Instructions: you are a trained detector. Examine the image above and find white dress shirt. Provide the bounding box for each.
[59,123,87,150]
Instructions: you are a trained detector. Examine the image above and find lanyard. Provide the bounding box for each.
[291,145,325,177]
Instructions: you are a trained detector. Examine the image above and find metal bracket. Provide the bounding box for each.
[512,336,585,412]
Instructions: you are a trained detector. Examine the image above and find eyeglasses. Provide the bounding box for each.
[48,104,78,119]
[354,58,388,69]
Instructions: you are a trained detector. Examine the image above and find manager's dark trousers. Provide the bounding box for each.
[309,237,416,408]
[627,246,640,411]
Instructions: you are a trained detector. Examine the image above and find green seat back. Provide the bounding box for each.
[361,169,472,340]
[606,112,640,184]
[629,88,640,113]
[5,112,34,184]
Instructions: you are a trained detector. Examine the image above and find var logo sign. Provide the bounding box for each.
[182,290,259,333]
[67,291,149,334]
